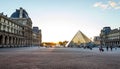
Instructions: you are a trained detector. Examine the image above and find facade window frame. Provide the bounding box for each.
[1,18,4,22]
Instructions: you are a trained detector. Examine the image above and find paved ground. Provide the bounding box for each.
[0,47,120,69]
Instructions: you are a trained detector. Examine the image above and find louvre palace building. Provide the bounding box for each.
[100,27,120,47]
[0,7,41,47]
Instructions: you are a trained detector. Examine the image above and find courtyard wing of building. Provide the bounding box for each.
[0,7,42,48]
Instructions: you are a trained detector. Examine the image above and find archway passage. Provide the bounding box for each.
[9,37,11,46]
[0,35,3,45]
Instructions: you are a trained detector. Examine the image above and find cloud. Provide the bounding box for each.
[94,0,120,10]
[94,2,109,9]
[109,1,117,8]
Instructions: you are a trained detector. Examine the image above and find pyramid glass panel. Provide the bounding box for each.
[66,31,91,47]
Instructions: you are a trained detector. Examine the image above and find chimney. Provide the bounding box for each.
[19,7,23,18]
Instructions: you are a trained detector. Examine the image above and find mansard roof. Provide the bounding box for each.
[10,7,29,18]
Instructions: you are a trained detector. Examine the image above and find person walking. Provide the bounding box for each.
[99,46,104,52]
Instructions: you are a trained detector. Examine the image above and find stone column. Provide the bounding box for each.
[23,38,25,46]
[7,37,9,47]
[14,38,16,47]
[11,37,13,45]
[16,38,18,47]
[20,39,22,46]
[18,38,19,45]
[20,39,21,46]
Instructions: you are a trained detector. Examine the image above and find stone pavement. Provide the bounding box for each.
[0,47,120,69]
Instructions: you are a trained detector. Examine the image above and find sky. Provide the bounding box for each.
[0,0,120,42]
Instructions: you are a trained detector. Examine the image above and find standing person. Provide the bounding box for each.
[106,46,109,51]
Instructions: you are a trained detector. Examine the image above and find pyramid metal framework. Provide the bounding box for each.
[66,31,91,47]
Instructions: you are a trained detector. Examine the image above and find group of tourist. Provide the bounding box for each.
[99,46,117,52]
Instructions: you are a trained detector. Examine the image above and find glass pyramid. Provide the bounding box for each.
[66,31,91,47]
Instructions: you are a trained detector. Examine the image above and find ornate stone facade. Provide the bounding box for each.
[0,13,24,47]
[100,27,120,47]
[0,7,33,47]
[93,36,100,45]
[10,7,33,46]
[32,27,42,46]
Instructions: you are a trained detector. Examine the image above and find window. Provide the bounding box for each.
[1,25,3,30]
[9,22,11,26]
[1,18,4,22]
[5,20,8,23]
[9,27,11,33]
[5,26,7,32]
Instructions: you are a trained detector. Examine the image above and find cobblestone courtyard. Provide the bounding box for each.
[0,47,120,69]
